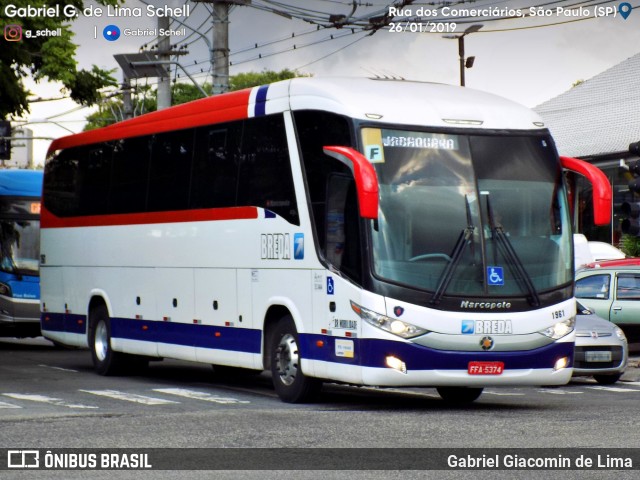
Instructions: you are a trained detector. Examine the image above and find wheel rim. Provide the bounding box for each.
[94,320,109,362]
[275,333,299,386]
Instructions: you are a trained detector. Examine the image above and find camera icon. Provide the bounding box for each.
[4,24,22,42]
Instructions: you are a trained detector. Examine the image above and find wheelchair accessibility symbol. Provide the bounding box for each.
[487,266,504,286]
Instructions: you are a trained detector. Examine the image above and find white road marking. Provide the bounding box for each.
[483,390,526,396]
[2,393,98,409]
[79,389,179,405]
[538,389,583,395]
[587,386,640,393]
[153,388,250,404]
[38,364,79,373]
[0,400,22,409]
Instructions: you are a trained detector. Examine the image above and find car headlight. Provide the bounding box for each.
[614,325,627,341]
[350,301,428,339]
[538,316,575,340]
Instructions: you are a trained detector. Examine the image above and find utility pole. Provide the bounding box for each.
[212,1,230,95]
[195,0,251,95]
[157,16,172,110]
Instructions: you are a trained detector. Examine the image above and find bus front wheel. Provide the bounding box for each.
[269,316,321,403]
[436,387,483,404]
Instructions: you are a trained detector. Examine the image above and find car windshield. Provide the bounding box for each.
[364,127,573,300]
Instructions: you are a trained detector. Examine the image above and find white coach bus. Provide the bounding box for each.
[40,78,611,403]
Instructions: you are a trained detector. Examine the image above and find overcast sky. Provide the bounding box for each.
[13,0,640,164]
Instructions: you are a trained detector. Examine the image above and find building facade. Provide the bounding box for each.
[535,52,640,247]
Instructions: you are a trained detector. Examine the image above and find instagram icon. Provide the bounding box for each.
[4,24,22,41]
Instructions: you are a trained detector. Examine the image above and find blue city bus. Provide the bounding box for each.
[0,169,43,337]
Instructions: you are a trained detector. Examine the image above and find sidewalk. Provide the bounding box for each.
[621,356,640,382]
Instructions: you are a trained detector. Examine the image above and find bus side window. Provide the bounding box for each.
[109,137,150,214]
[294,110,360,283]
[43,148,82,217]
[191,122,242,209]
[326,174,361,283]
[148,129,195,212]
[78,146,111,215]
[237,115,299,225]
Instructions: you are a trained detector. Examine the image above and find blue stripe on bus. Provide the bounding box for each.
[255,85,269,116]
[40,312,87,334]
[299,334,574,371]
[110,317,262,353]
[40,313,573,371]
[41,313,261,354]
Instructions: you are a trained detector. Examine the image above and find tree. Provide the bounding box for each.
[0,0,121,120]
[83,69,307,130]
[229,69,303,91]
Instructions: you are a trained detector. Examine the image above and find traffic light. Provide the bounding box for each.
[622,152,640,236]
[621,201,640,235]
[0,121,11,160]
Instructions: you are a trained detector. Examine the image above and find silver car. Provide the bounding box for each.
[573,302,628,384]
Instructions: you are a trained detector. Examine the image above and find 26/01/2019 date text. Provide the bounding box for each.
[388,22,457,33]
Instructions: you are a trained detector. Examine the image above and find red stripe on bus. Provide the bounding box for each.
[41,205,259,229]
[48,88,253,152]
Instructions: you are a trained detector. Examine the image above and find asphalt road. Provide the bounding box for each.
[2,337,640,480]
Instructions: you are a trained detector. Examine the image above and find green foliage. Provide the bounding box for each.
[171,83,211,106]
[0,0,121,119]
[229,69,306,91]
[67,66,118,106]
[620,234,640,257]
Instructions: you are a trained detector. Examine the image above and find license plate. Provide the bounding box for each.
[584,351,612,362]
[468,361,504,375]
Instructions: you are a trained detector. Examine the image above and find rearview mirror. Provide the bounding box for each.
[322,146,379,220]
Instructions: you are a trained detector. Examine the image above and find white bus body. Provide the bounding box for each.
[41,78,609,403]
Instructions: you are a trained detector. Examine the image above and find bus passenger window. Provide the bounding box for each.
[191,122,242,209]
[148,129,195,212]
[237,115,299,225]
[109,137,150,214]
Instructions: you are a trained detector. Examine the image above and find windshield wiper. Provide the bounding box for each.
[485,194,540,307]
[430,195,475,306]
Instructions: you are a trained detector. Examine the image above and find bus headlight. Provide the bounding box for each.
[538,316,575,340]
[0,282,11,297]
[350,301,428,339]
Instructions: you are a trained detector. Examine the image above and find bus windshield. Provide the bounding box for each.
[364,127,573,299]
[0,219,40,277]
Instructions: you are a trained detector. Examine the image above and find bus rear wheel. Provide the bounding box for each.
[269,316,321,403]
[89,305,147,375]
[436,387,483,404]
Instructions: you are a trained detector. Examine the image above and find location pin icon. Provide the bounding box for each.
[619,2,632,19]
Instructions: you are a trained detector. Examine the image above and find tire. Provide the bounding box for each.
[436,387,484,404]
[89,305,148,375]
[269,315,321,403]
[593,373,622,385]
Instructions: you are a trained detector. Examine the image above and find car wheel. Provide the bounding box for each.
[593,373,622,385]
